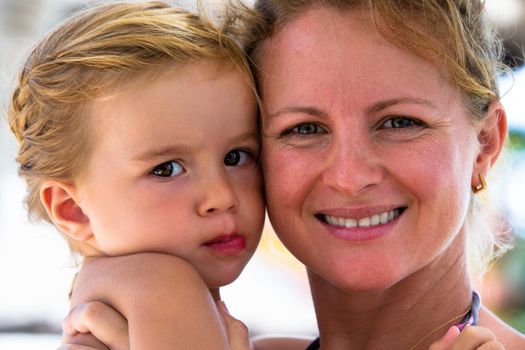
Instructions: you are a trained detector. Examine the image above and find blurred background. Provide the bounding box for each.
[0,0,524,349]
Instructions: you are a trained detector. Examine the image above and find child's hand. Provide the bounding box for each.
[217,301,253,350]
[59,302,129,350]
[59,300,252,350]
[428,325,505,350]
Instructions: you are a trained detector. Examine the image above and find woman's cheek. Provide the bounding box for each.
[263,143,320,209]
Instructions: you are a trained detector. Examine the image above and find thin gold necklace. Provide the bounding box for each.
[407,307,471,350]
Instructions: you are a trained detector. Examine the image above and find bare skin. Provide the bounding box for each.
[60,5,524,350]
[65,254,229,350]
[61,251,512,350]
[50,61,263,349]
[257,6,523,350]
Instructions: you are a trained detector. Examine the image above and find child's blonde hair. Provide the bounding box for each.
[9,1,254,233]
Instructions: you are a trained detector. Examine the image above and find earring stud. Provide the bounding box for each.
[472,173,487,193]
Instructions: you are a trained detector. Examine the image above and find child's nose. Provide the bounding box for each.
[197,173,239,216]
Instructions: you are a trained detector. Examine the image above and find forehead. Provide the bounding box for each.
[85,60,256,153]
[257,6,456,114]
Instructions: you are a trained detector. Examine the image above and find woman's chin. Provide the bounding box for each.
[311,262,408,294]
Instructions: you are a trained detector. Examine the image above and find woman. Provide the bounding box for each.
[61,0,525,349]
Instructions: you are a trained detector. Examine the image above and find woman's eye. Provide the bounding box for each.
[224,150,251,166]
[151,161,184,177]
[382,117,422,129]
[282,123,327,136]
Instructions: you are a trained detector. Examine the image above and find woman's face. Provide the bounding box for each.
[259,7,481,291]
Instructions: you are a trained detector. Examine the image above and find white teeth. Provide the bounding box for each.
[358,217,370,227]
[344,218,357,228]
[324,209,401,228]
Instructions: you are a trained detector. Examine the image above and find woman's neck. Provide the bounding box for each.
[308,234,472,350]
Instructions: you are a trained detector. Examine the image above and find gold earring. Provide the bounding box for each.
[472,174,487,193]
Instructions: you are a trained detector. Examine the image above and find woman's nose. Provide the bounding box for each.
[197,172,239,216]
[321,139,385,196]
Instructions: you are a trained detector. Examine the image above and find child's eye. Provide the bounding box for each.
[381,117,423,129]
[224,150,251,167]
[151,161,184,177]
[281,123,327,136]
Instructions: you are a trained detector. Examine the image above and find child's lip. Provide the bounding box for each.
[203,233,247,254]
[203,233,241,245]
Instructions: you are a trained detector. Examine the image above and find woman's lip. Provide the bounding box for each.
[203,234,247,254]
[316,208,405,241]
[316,207,406,227]
[316,205,406,219]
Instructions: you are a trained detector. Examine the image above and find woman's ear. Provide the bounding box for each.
[40,181,92,242]
[473,101,507,179]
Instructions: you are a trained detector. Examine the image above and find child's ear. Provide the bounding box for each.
[40,181,92,242]
[472,101,507,183]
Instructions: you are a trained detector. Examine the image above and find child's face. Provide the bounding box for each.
[76,61,264,288]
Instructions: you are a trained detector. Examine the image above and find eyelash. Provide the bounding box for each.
[150,149,257,178]
[280,116,425,137]
[279,122,327,137]
[224,149,255,167]
[379,116,426,130]
[150,160,184,178]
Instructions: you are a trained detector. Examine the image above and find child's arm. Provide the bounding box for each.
[67,253,232,350]
[61,302,310,350]
[429,325,505,350]
[61,300,251,350]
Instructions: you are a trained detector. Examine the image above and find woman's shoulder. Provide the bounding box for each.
[252,334,316,350]
[479,306,525,349]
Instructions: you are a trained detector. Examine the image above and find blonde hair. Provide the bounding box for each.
[228,0,511,277]
[9,1,253,227]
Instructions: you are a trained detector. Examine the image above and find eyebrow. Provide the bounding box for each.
[365,97,437,114]
[132,145,195,162]
[267,98,437,119]
[231,132,260,144]
[132,132,259,162]
[268,106,328,119]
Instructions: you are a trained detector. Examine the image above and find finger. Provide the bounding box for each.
[217,301,251,350]
[450,326,496,350]
[61,333,109,350]
[62,309,79,336]
[63,302,129,350]
[477,340,506,350]
[428,326,461,350]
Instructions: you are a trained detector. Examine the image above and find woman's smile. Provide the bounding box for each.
[319,207,404,228]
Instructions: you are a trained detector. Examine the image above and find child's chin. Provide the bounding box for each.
[205,269,243,289]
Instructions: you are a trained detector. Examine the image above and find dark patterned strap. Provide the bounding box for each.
[457,291,481,330]
[305,337,319,350]
[471,290,481,325]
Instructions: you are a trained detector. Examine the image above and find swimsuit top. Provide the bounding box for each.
[305,291,480,350]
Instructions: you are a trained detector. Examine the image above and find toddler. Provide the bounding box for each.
[9,2,263,348]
